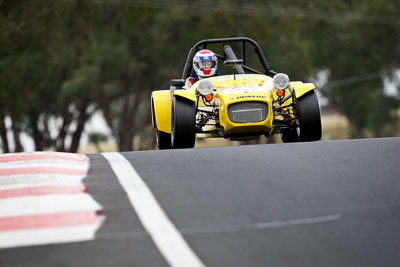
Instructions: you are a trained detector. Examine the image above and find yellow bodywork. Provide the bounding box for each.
[151,89,197,133]
[151,74,316,136]
[290,82,316,98]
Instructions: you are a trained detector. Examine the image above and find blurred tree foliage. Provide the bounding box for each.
[0,0,399,152]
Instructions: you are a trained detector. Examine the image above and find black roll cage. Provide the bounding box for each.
[182,37,277,80]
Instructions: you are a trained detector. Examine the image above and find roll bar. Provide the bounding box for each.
[182,37,277,79]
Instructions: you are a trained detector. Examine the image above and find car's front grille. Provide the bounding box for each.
[228,101,268,123]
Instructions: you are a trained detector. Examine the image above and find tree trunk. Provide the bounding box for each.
[94,141,102,153]
[118,74,140,152]
[97,70,113,130]
[11,117,23,152]
[29,113,43,151]
[56,104,72,152]
[344,106,364,138]
[0,109,10,153]
[135,107,153,150]
[69,99,91,153]
[348,119,364,138]
[119,94,140,151]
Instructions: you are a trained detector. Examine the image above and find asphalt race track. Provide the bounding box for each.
[1,137,400,267]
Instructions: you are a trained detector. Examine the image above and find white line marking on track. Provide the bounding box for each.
[102,152,205,267]
[253,214,342,229]
[179,214,342,235]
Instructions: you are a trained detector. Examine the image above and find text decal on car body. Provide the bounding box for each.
[236,95,266,99]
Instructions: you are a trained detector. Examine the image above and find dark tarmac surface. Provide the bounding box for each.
[1,137,400,267]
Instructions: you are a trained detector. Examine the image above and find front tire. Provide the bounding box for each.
[296,90,322,141]
[281,128,299,143]
[156,128,172,149]
[153,99,172,149]
[171,96,196,148]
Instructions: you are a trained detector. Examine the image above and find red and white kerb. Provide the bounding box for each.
[0,152,103,249]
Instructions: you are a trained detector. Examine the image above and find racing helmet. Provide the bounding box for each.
[193,49,217,77]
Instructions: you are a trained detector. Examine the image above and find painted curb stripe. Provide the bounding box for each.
[0,224,102,249]
[0,154,88,163]
[102,152,205,267]
[0,162,89,170]
[0,152,86,159]
[0,210,99,231]
[0,174,86,188]
[0,194,102,217]
[0,152,104,249]
[0,167,87,176]
[0,185,85,199]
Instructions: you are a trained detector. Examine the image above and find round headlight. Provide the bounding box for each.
[197,80,213,96]
[273,73,289,90]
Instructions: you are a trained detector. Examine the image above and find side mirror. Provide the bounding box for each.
[170,79,185,99]
[224,59,244,67]
[171,79,185,87]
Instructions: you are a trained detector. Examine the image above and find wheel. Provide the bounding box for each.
[153,99,172,149]
[156,128,172,149]
[171,96,196,148]
[281,128,299,143]
[296,90,322,141]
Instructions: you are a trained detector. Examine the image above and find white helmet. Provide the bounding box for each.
[193,49,217,77]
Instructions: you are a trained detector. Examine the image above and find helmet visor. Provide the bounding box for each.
[195,59,217,70]
[200,60,212,69]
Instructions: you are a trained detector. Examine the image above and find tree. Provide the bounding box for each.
[1,0,398,153]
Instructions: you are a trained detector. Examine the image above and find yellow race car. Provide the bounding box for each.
[151,37,321,149]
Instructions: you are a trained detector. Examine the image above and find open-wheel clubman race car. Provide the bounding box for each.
[151,37,322,149]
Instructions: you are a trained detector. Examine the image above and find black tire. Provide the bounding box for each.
[296,90,322,142]
[281,128,299,143]
[153,99,172,150]
[156,128,172,149]
[171,96,196,148]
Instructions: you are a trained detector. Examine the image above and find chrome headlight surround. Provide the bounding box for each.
[197,80,213,96]
[273,73,289,90]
